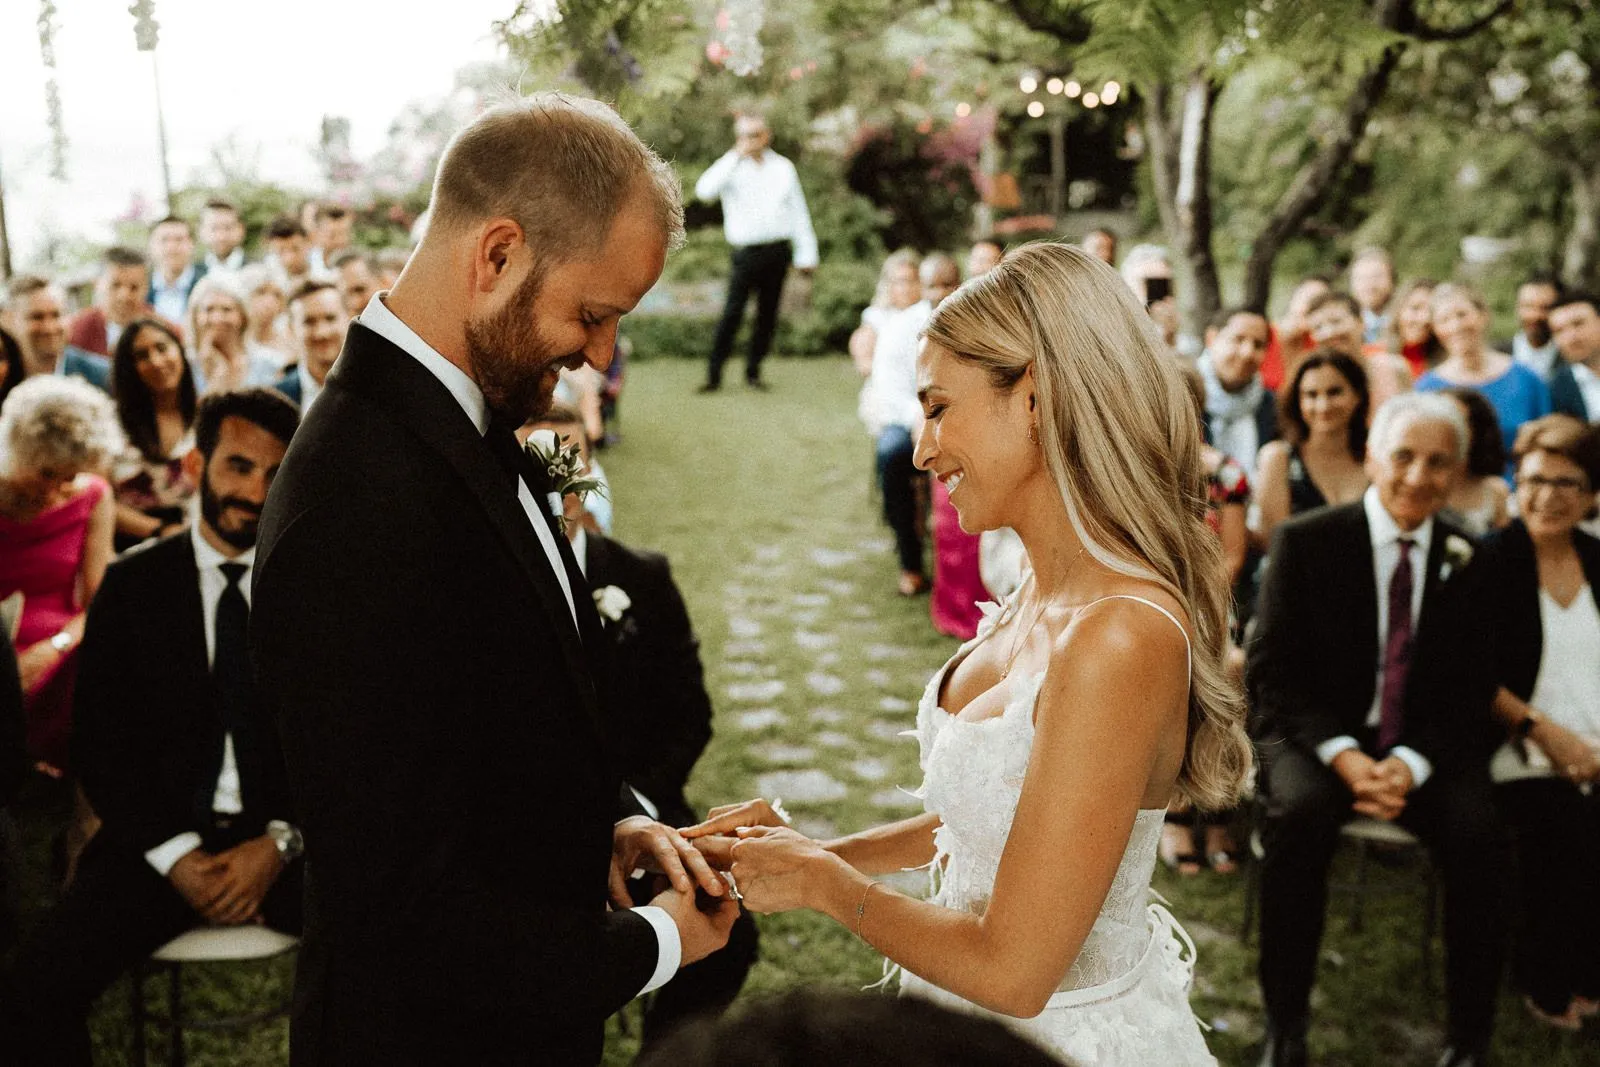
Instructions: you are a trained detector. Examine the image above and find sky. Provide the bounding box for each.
[0,0,523,263]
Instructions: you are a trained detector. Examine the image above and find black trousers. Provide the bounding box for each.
[1497,776,1600,1015]
[875,425,926,576]
[0,825,303,1067]
[707,240,791,386]
[1256,739,1509,1050]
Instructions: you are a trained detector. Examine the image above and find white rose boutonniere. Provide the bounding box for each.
[524,429,607,533]
[1440,534,1474,582]
[593,585,632,623]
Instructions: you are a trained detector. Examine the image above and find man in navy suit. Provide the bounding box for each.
[3,276,110,392]
[273,280,348,411]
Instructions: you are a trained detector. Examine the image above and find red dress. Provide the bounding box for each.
[929,478,988,640]
[0,476,107,771]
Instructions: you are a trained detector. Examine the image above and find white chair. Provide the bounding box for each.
[130,925,298,1067]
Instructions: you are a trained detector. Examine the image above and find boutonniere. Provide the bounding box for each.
[1440,534,1474,581]
[593,585,632,623]
[523,429,606,533]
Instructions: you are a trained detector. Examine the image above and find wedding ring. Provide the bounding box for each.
[725,871,744,904]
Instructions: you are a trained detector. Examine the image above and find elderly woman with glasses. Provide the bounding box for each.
[1479,414,1600,1032]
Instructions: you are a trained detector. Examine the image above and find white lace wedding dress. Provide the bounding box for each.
[893,597,1217,1066]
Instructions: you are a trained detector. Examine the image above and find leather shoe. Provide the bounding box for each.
[745,378,770,391]
[695,382,721,394]
[1436,1048,1487,1067]
[1257,1028,1308,1067]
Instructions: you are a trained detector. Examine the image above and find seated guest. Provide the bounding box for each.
[1252,350,1370,550]
[274,279,349,412]
[1250,393,1508,1067]
[198,198,247,274]
[330,248,380,317]
[1503,273,1563,383]
[0,625,26,957]
[0,388,304,1067]
[4,276,110,391]
[1549,290,1600,423]
[1305,289,1411,411]
[109,318,199,549]
[1418,283,1551,477]
[1080,227,1117,266]
[1479,415,1600,1032]
[309,203,354,276]
[146,215,206,323]
[0,327,23,406]
[1383,277,1443,379]
[66,247,157,357]
[1349,246,1395,343]
[265,215,319,293]
[0,377,120,777]
[637,989,1064,1067]
[861,255,960,597]
[1199,306,1275,470]
[1263,274,1329,392]
[529,403,755,1050]
[848,249,920,377]
[1439,387,1510,536]
[238,264,294,362]
[188,275,284,394]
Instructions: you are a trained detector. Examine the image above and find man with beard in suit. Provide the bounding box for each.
[1250,393,1509,1067]
[250,94,737,1067]
[0,388,303,1066]
[527,402,759,1049]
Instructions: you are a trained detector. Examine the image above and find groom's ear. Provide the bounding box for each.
[475,218,526,293]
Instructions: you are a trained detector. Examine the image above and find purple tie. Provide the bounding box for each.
[1378,538,1414,751]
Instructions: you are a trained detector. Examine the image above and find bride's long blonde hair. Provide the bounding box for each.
[923,242,1251,810]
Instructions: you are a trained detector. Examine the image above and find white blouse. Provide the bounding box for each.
[1492,583,1600,782]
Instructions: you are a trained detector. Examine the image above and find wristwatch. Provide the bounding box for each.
[49,630,73,654]
[267,820,304,864]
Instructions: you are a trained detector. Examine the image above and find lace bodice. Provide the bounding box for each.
[893,598,1217,1066]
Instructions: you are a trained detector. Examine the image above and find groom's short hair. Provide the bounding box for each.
[427,92,684,263]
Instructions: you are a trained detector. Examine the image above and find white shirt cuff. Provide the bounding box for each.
[1389,746,1433,790]
[632,905,681,996]
[1315,735,1360,765]
[145,832,204,877]
[630,787,660,821]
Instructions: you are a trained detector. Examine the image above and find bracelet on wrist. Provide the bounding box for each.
[854,879,881,939]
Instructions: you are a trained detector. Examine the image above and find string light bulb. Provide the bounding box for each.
[1064,80,1081,99]
[1083,92,1100,108]
[1019,74,1038,94]
[1026,100,1045,118]
[1046,77,1064,95]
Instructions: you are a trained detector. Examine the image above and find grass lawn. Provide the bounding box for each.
[11,355,1595,1065]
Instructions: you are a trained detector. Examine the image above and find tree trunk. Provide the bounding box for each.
[1241,39,1405,312]
[1563,163,1600,289]
[1142,76,1222,342]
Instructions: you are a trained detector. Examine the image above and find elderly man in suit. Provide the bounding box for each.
[251,94,736,1067]
[1249,393,1510,1067]
[0,388,303,1066]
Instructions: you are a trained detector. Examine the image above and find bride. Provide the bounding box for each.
[685,242,1251,1064]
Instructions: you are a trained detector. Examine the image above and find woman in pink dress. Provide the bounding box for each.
[929,473,990,640]
[0,376,120,777]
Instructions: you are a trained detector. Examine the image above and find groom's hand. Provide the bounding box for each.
[651,882,738,967]
[610,816,726,911]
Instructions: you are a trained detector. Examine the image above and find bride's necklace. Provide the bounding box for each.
[1000,547,1087,679]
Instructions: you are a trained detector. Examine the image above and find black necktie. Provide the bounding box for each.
[207,562,256,815]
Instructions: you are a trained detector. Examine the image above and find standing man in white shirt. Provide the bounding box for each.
[694,112,819,392]
[252,93,735,1067]
[146,215,207,323]
[0,389,304,1067]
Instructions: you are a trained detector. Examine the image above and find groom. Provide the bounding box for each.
[251,94,737,1067]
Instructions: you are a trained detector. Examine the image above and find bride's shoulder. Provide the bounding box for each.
[1052,586,1190,670]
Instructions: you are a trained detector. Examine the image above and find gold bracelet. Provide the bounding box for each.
[854,879,881,939]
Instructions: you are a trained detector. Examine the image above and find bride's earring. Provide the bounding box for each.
[1027,423,1039,445]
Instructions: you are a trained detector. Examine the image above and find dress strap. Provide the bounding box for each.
[1078,595,1192,678]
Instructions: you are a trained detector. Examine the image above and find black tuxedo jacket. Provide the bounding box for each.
[71,533,294,853]
[585,532,713,826]
[0,628,24,810]
[1248,502,1499,779]
[1477,519,1600,703]
[252,323,656,1067]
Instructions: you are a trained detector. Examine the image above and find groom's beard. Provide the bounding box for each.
[465,267,582,425]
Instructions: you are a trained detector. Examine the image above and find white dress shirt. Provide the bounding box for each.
[150,264,197,324]
[357,293,679,995]
[142,526,255,876]
[859,301,932,436]
[1512,331,1561,383]
[1572,363,1600,424]
[205,248,246,274]
[296,364,325,414]
[1314,488,1436,789]
[694,149,819,269]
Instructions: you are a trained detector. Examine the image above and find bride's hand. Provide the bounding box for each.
[679,798,790,840]
[727,825,837,914]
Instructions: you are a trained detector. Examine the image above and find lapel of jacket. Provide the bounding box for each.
[1335,504,1381,706]
[325,325,603,729]
[1414,518,1455,645]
